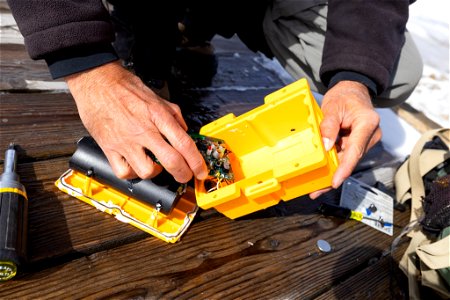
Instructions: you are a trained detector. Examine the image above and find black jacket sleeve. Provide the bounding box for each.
[7,0,118,78]
[320,0,410,95]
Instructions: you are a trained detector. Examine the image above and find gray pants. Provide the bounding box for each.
[263,2,423,107]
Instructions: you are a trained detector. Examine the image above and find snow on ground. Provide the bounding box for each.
[407,0,449,127]
[376,0,449,156]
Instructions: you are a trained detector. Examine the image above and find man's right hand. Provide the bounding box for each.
[65,61,208,183]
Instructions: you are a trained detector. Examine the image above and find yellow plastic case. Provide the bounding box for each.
[55,170,198,243]
[195,79,339,218]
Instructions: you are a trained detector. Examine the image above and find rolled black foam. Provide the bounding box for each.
[69,136,182,214]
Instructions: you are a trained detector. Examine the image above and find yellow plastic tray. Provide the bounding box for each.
[56,170,198,243]
[195,79,339,218]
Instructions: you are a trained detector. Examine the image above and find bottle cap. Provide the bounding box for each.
[317,239,332,253]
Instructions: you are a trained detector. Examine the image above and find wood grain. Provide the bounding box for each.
[0,93,87,161]
[14,157,147,264]
[0,209,410,299]
[315,240,410,300]
[0,44,60,90]
[0,22,417,298]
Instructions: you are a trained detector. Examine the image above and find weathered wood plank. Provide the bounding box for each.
[15,157,148,264]
[0,87,277,162]
[0,0,11,11]
[0,44,64,90]
[0,9,24,44]
[392,102,441,133]
[314,240,409,300]
[0,93,87,160]
[11,153,313,265]
[0,138,400,264]
[8,154,323,266]
[0,206,410,299]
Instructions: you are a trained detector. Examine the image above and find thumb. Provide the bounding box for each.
[320,111,341,151]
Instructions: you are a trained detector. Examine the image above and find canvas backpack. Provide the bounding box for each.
[394,128,450,299]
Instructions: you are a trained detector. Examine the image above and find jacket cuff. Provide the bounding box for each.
[327,71,378,97]
[45,44,119,79]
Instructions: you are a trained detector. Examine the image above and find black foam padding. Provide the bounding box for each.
[69,136,182,214]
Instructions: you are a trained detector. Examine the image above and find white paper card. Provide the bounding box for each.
[340,177,394,236]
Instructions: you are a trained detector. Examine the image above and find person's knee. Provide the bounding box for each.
[373,33,423,108]
[374,62,423,107]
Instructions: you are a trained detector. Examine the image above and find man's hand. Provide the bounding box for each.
[309,81,382,199]
[65,61,208,183]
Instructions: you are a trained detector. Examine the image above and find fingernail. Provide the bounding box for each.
[197,170,208,180]
[322,137,332,151]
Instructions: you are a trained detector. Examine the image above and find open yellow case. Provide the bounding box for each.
[55,169,198,243]
[195,78,339,218]
[55,78,338,243]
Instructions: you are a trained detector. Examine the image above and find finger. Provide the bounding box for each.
[171,133,208,180]
[339,125,381,151]
[309,187,333,200]
[153,115,208,181]
[320,107,342,151]
[122,146,163,179]
[332,145,362,188]
[165,101,188,131]
[332,123,377,188]
[367,127,382,150]
[106,151,138,179]
[332,126,381,188]
[143,133,195,183]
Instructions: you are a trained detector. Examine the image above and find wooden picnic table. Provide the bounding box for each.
[0,6,416,298]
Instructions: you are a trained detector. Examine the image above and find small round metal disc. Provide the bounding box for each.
[317,239,332,253]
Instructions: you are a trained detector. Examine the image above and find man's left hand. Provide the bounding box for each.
[309,80,382,199]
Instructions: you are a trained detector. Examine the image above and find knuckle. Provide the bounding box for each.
[148,106,166,123]
[372,128,383,144]
[161,152,183,171]
[371,113,381,126]
[169,103,182,114]
[320,115,339,128]
[136,165,155,179]
[363,111,380,128]
[190,158,206,176]
[114,166,133,179]
[177,135,195,149]
[355,144,365,159]
[191,157,205,171]
[162,153,192,183]
[177,172,193,184]
[320,118,340,139]
[319,119,330,131]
